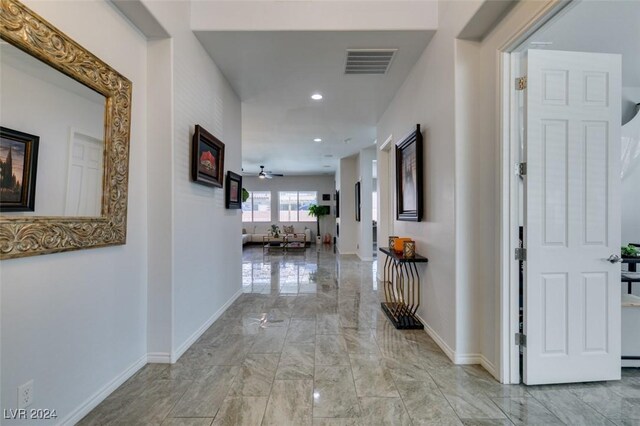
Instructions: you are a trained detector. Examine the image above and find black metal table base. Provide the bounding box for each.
[381,302,424,329]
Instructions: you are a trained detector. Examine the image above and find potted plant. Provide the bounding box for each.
[242,188,250,203]
[269,224,281,239]
[308,204,329,244]
[622,244,640,257]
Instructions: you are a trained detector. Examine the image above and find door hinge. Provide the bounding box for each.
[515,333,527,347]
[516,76,527,90]
[515,162,527,176]
[515,248,527,261]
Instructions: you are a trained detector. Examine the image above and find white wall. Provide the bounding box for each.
[190,0,438,32]
[142,0,243,360]
[0,59,104,216]
[622,93,640,244]
[338,156,357,254]
[621,87,640,246]
[242,175,336,240]
[376,0,482,362]
[357,148,376,261]
[0,0,149,423]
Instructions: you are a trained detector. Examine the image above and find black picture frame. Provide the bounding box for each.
[335,190,340,218]
[0,127,39,212]
[395,124,423,221]
[225,171,242,209]
[322,193,331,201]
[191,124,225,188]
[355,181,361,222]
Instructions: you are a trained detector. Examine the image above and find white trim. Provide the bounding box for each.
[417,313,498,379]
[59,354,147,426]
[147,352,172,363]
[498,0,570,385]
[379,134,393,152]
[338,250,356,255]
[171,288,242,363]
[481,355,498,379]
[416,312,455,362]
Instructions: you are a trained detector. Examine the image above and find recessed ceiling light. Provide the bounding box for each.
[314,138,322,143]
[311,93,323,100]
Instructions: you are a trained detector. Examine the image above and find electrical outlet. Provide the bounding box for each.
[17,380,34,409]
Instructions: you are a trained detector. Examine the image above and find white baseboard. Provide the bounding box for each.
[171,288,243,363]
[416,312,498,379]
[60,354,147,426]
[357,254,374,261]
[417,313,456,363]
[480,355,499,379]
[147,352,172,363]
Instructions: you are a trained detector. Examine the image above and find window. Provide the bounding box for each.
[279,191,317,222]
[242,191,271,222]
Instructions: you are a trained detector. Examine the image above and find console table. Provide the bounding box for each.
[379,247,429,329]
[622,256,640,294]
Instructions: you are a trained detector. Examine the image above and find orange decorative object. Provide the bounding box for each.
[393,237,412,253]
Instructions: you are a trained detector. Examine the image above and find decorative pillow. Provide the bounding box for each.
[283,225,294,234]
[242,228,247,234]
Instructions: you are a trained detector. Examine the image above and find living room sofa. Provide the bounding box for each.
[242,226,311,246]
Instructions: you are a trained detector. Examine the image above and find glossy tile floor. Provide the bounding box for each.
[81,245,640,425]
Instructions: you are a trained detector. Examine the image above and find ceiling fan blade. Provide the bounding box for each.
[265,174,273,179]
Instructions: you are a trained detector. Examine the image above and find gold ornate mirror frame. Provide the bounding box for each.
[0,0,132,259]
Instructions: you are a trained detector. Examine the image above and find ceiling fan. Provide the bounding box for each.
[257,165,283,179]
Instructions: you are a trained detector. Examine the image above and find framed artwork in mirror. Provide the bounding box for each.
[0,127,39,212]
[396,124,423,221]
[225,171,242,209]
[192,124,225,188]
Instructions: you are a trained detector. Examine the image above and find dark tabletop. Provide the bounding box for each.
[379,247,429,263]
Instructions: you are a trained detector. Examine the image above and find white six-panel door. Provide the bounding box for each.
[524,50,622,385]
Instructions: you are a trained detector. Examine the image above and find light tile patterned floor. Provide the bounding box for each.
[80,245,640,425]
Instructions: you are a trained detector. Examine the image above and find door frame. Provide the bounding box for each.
[498,0,575,384]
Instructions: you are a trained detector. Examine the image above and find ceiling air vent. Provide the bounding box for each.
[345,49,397,75]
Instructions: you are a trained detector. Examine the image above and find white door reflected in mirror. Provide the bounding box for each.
[0,42,105,217]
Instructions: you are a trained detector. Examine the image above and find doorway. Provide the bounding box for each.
[500,0,640,384]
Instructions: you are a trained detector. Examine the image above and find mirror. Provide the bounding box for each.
[0,0,132,259]
[1,42,106,216]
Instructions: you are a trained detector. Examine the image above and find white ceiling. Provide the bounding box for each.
[194,30,434,175]
[526,0,640,87]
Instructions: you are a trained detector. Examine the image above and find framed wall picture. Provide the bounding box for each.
[395,124,423,221]
[225,171,242,209]
[335,190,340,218]
[0,127,39,212]
[355,181,361,222]
[191,124,225,188]
[322,193,331,201]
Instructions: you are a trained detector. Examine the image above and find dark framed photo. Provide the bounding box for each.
[396,124,423,221]
[192,124,225,188]
[225,171,242,209]
[355,181,361,222]
[0,127,39,212]
[335,190,340,218]
[322,193,331,201]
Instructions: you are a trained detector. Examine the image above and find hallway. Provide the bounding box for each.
[80,247,640,425]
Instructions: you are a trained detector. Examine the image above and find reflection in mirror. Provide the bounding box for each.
[0,42,106,217]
